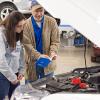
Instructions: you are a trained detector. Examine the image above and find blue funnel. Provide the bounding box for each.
[36,57,51,68]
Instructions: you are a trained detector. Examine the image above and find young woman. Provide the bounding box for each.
[0,11,26,99]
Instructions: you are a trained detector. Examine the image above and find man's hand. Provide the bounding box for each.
[39,54,50,59]
[50,51,57,60]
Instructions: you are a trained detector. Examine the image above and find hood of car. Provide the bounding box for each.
[37,0,100,47]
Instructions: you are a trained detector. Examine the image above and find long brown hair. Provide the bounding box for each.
[0,11,25,48]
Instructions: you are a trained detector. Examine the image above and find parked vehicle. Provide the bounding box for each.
[91,45,100,63]
[0,0,60,25]
[0,0,31,20]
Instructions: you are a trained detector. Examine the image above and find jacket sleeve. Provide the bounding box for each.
[23,22,41,60]
[0,31,17,82]
[18,46,25,75]
[50,19,60,54]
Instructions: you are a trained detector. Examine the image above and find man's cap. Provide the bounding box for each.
[31,0,43,10]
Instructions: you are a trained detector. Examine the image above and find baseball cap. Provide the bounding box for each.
[31,0,43,10]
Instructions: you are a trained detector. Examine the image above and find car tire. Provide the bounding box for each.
[0,3,17,20]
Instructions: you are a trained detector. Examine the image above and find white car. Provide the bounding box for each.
[0,0,31,20]
[0,0,60,25]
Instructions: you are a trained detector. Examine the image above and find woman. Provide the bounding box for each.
[0,11,25,99]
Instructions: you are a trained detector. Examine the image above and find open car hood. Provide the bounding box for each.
[37,0,100,47]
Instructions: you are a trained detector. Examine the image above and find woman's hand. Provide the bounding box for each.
[11,80,19,85]
[17,74,24,80]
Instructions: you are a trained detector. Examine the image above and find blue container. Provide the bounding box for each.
[35,57,51,79]
[36,57,51,68]
[74,35,85,46]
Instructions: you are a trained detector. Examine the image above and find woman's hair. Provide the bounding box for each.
[0,11,25,48]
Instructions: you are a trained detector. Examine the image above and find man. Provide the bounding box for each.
[23,0,60,81]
